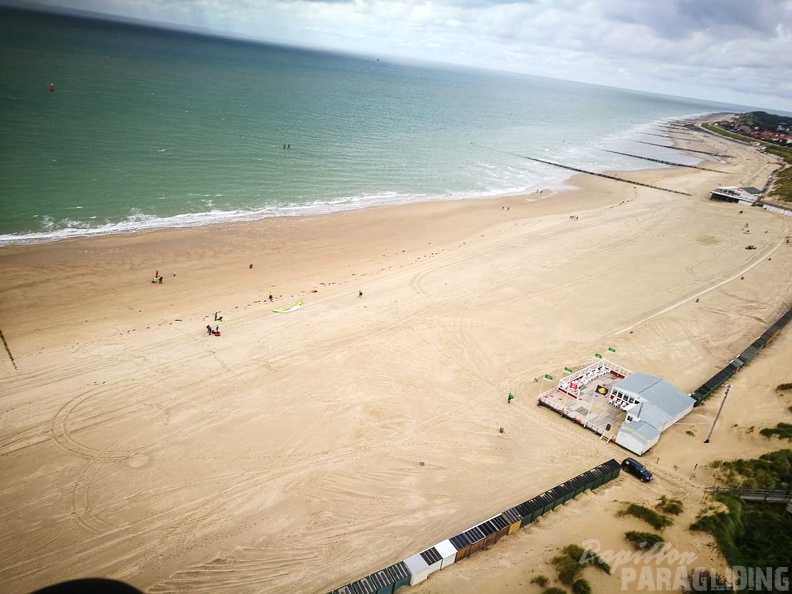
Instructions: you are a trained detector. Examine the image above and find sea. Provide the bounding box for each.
[0,8,749,246]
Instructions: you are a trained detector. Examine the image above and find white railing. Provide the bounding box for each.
[558,359,632,398]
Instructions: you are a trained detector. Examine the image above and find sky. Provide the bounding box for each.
[6,0,792,112]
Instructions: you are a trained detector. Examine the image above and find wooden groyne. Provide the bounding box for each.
[513,155,691,196]
[599,149,728,173]
[632,140,732,158]
[659,125,692,135]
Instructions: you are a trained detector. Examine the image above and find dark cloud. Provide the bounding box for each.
[600,0,790,40]
[676,0,781,34]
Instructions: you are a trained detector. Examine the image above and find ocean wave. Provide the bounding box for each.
[0,175,571,247]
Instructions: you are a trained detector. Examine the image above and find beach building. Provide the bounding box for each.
[611,373,695,455]
[710,186,762,205]
[537,360,695,455]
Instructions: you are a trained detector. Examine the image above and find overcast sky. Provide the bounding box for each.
[9,0,792,112]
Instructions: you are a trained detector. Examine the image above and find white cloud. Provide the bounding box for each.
[10,0,792,110]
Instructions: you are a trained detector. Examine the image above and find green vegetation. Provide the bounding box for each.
[737,111,790,130]
[552,554,583,586]
[618,503,672,530]
[624,531,665,550]
[702,122,754,143]
[556,544,610,575]
[656,495,684,515]
[530,575,549,587]
[702,120,792,203]
[691,493,792,569]
[759,423,792,440]
[542,588,568,594]
[549,543,610,588]
[710,449,792,489]
[682,569,734,593]
[693,450,792,570]
[777,382,792,391]
[571,578,592,594]
[690,493,744,563]
[770,161,792,203]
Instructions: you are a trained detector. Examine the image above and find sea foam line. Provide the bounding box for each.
[0,176,571,247]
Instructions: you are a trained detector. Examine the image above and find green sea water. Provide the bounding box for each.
[0,7,742,245]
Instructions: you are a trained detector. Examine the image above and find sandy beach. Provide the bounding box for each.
[1,123,791,594]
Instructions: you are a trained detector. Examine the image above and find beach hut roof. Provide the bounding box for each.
[420,547,443,566]
[404,553,429,575]
[434,539,457,558]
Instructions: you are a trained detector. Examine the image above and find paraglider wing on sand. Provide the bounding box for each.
[272,300,303,313]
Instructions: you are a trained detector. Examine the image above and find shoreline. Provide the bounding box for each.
[2,121,791,594]
[0,114,726,249]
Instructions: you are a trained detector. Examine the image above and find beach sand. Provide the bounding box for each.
[1,124,790,593]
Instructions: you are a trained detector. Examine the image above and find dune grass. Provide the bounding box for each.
[759,423,792,440]
[618,503,672,530]
[624,531,665,550]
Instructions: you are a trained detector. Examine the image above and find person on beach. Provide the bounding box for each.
[158,275,163,284]
[268,294,273,302]
[215,325,220,334]
[214,312,219,321]
[358,290,363,298]
[206,325,213,335]
[508,392,515,404]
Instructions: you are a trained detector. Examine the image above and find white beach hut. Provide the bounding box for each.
[403,552,430,585]
[434,539,457,569]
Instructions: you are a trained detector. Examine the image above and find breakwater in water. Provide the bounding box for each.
[512,155,691,196]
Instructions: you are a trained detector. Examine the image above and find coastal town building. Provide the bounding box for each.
[610,373,696,455]
[709,186,762,205]
[537,361,695,456]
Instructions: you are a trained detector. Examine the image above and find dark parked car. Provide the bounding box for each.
[622,457,653,482]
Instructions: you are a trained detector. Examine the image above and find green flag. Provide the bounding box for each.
[608,347,616,353]
[564,366,573,373]
[544,374,553,381]
[594,353,602,359]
